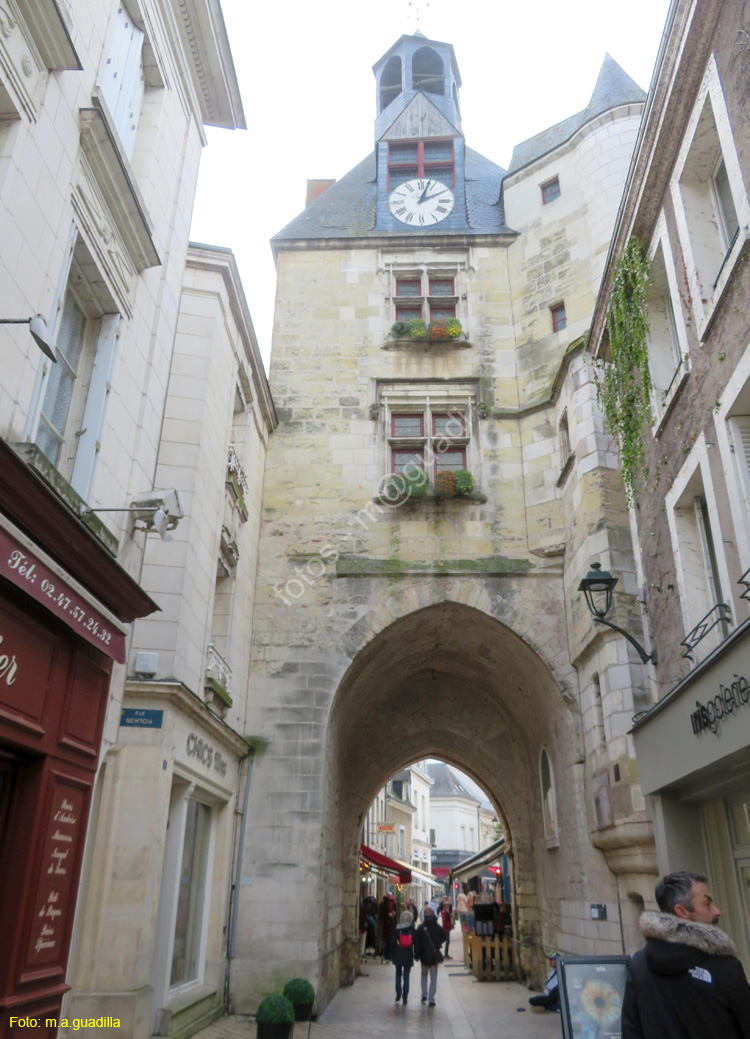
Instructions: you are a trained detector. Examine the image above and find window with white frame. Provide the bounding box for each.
[33,233,121,500]
[383,253,469,329]
[670,58,750,332]
[539,748,558,846]
[646,236,689,417]
[667,446,732,659]
[380,383,477,489]
[399,825,406,860]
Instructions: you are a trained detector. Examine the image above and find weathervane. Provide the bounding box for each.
[407,0,430,33]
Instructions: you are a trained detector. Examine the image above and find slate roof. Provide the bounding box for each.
[427,762,479,801]
[507,54,646,175]
[272,147,511,243]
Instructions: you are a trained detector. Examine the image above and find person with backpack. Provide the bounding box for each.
[414,905,445,1007]
[388,910,416,1004]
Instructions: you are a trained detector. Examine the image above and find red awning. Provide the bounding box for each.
[360,844,412,884]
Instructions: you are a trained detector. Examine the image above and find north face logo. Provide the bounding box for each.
[689,967,712,983]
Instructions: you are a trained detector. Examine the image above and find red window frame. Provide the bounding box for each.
[388,140,455,190]
[429,277,454,296]
[551,303,567,333]
[391,413,424,437]
[432,412,465,437]
[396,279,422,297]
[428,301,456,320]
[392,448,425,473]
[396,304,423,321]
[541,177,561,205]
[433,447,466,476]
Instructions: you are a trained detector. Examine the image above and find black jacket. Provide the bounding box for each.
[414,917,445,966]
[388,923,416,968]
[622,912,750,1039]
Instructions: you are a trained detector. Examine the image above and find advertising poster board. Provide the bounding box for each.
[558,956,630,1039]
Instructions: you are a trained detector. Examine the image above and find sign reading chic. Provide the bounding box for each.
[186,732,228,777]
[691,673,750,735]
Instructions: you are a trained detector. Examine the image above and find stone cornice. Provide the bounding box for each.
[126,679,252,756]
[79,97,160,272]
[272,231,518,258]
[171,0,245,129]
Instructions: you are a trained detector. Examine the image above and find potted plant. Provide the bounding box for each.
[255,993,295,1039]
[407,318,427,341]
[383,468,428,503]
[435,470,456,499]
[427,319,450,340]
[454,469,474,496]
[390,320,410,339]
[283,978,316,1021]
[446,317,463,339]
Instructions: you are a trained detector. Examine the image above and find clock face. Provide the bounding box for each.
[389,178,455,226]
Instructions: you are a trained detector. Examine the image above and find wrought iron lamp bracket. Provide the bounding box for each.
[592,617,658,665]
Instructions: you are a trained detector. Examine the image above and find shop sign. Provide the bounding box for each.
[377,823,395,832]
[120,708,163,728]
[186,732,228,778]
[691,673,750,735]
[0,528,126,664]
[25,783,86,969]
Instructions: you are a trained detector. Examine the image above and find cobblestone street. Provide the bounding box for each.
[193,943,561,1039]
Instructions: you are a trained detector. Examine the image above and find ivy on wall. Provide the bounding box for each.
[593,237,653,504]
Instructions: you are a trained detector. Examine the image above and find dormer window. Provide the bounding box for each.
[388,140,455,189]
[412,46,445,96]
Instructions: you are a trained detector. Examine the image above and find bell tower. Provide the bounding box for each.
[373,35,470,234]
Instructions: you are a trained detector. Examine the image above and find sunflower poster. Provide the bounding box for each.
[558,956,630,1039]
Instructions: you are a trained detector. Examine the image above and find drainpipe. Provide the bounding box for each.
[224,748,255,1012]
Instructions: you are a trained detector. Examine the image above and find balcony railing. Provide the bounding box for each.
[206,642,232,692]
[227,443,248,498]
[680,603,732,660]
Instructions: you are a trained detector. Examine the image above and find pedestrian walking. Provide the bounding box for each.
[457,888,467,928]
[622,870,750,1039]
[466,888,476,932]
[388,910,416,1005]
[415,905,445,1007]
[405,896,420,925]
[380,892,397,962]
[440,897,454,959]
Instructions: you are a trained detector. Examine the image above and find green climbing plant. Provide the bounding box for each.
[594,237,653,505]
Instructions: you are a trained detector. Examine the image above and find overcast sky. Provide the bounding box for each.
[189,0,672,370]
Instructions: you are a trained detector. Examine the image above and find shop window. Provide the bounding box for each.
[541,177,561,205]
[380,55,402,112]
[540,748,558,846]
[170,797,212,987]
[551,302,567,333]
[646,235,689,419]
[412,46,444,96]
[388,139,455,189]
[32,234,121,500]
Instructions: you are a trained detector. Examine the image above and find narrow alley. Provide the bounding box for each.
[193,942,561,1039]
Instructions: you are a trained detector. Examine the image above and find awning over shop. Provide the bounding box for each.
[408,863,443,888]
[360,843,412,883]
[449,838,506,880]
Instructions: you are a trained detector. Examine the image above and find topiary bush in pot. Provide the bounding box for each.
[454,469,474,496]
[256,994,295,1039]
[283,978,315,1021]
[390,321,410,339]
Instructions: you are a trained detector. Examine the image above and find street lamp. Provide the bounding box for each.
[577,562,657,664]
[0,316,56,360]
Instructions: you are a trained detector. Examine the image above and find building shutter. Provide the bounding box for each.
[100,5,145,158]
[70,314,120,501]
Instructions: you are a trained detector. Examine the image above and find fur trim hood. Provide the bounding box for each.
[640,911,737,957]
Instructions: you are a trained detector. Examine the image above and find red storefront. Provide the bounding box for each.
[0,442,156,1037]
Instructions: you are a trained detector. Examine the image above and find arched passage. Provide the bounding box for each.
[319,601,615,1005]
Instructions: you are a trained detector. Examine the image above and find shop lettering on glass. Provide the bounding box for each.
[0,632,18,685]
[691,673,750,735]
[186,732,228,777]
[27,788,83,966]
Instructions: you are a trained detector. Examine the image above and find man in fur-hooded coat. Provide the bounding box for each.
[622,871,750,1039]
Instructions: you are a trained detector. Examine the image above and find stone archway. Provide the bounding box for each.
[319,600,616,1006]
